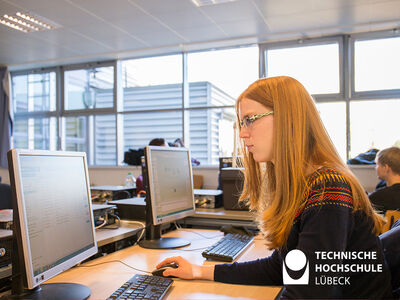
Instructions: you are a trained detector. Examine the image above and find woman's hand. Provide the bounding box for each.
[156,256,214,280]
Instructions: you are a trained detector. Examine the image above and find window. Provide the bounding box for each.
[64,116,87,153]
[350,99,400,158]
[63,114,117,166]
[315,102,347,161]
[11,71,58,150]
[123,111,182,152]
[351,33,400,159]
[94,115,116,165]
[121,54,183,154]
[188,46,259,101]
[266,43,340,95]
[64,67,114,110]
[121,48,258,165]
[186,107,236,163]
[262,39,345,160]
[354,36,400,92]
[62,63,115,165]
[10,32,399,166]
[187,46,258,164]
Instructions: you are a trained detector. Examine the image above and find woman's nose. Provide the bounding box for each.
[239,127,250,138]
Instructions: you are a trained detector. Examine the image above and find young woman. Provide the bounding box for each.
[157,76,393,299]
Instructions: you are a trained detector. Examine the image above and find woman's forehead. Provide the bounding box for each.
[239,97,270,113]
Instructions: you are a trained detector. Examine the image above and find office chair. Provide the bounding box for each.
[0,183,12,209]
[380,222,400,298]
[382,210,400,233]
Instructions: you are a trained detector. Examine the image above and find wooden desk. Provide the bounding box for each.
[181,208,257,229]
[96,220,143,247]
[47,228,281,299]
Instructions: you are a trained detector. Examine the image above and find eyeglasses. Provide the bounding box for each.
[239,111,274,128]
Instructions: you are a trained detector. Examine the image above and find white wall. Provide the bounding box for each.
[1,164,377,192]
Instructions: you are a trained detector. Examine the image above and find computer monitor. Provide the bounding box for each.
[7,149,98,299]
[139,146,195,249]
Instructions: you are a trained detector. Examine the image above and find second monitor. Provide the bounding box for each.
[139,146,195,249]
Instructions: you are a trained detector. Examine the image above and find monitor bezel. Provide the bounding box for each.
[9,149,98,290]
[145,146,195,226]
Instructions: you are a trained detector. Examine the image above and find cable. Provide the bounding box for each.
[181,230,224,240]
[100,213,121,230]
[173,223,224,240]
[174,221,182,230]
[77,260,151,274]
[134,227,145,245]
[124,220,146,245]
[95,219,107,229]
[128,220,146,228]
[174,246,210,252]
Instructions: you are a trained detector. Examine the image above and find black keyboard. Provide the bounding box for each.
[107,274,172,300]
[202,233,254,262]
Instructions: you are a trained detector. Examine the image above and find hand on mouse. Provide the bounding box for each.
[156,256,214,280]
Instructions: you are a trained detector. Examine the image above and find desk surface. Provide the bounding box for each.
[95,220,143,247]
[48,228,281,299]
[194,207,254,221]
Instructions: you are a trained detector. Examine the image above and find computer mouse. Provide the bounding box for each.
[151,263,178,278]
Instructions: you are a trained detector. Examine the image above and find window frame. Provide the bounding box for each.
[349,30,400,100]
[259,35,344,102]
[10,30,400,166]
[11,67,61,150]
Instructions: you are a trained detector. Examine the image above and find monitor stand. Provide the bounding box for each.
[9,283,90,300]
[138,224,190,249]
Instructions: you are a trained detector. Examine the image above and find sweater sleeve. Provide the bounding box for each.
[214,249,283,286]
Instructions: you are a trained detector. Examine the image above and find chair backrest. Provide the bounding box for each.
[379,223,400,298]
[382,210,400,233]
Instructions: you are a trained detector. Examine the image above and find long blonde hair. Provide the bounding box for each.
[236,76,384,249]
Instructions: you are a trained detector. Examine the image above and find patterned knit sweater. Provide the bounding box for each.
[214,167,393,299]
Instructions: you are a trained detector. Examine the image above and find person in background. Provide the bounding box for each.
[149,138,167,147]
[155,76,392,299]
[369,146,400,214]
[170,138,200,166]
[136,138,168,194]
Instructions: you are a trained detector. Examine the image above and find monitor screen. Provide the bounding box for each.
[8,149,97,291]
[146,146,195,226]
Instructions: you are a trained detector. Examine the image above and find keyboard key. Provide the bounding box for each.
[107,274,173,300]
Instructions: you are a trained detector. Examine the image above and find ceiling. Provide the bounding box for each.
[1,0,400,71]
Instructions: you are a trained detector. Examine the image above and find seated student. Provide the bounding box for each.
[369,147,400,214]
[156,76,393,299]
[170,138,200,166]
[136,138,167,194]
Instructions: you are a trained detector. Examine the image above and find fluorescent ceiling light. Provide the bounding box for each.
[191,0,237,7]
[0,12,59,33]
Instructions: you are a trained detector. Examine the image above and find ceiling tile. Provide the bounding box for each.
[219,19,271,37]
[130,0,196,14]
[200,0,265,23]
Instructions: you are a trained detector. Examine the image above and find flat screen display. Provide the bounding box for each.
[9,149,97,289]
[146,147,195,225]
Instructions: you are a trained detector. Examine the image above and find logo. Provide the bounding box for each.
[283,249,309,285]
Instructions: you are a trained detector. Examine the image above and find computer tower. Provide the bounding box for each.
[220,167,248,211]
